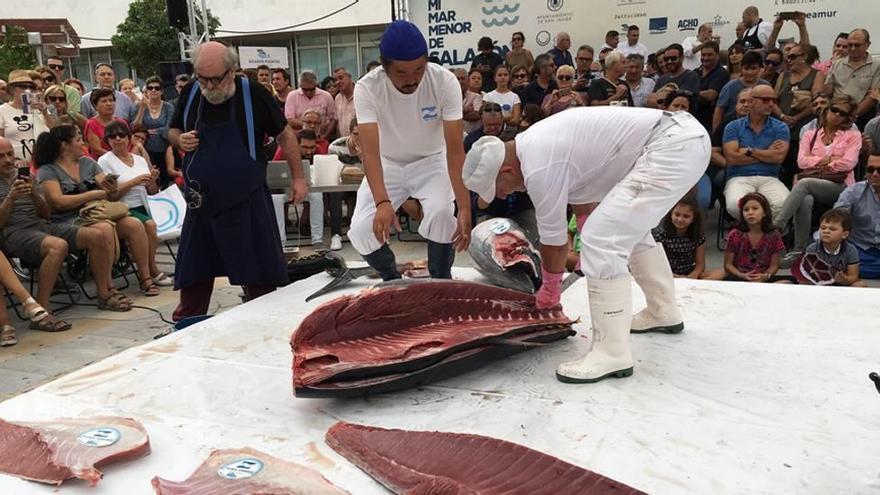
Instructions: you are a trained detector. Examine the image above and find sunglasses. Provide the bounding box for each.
[664,56,680,63]
[146,85,162,91]
[48,63,64,70]
[786,53,803,61]
[557,75,573,81]
[106,133,129,140]
[12,83,37,90]
[765,60,781,67]
[47,95,66,103]
[866,166,880,175]
[752,96,778,103]
[42,76,56,83]
[196,69,230,87]
[828,106,853,119]
[513,73,528,79]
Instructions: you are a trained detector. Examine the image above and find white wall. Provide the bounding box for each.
[0,0,392,49]
[409,0,879,67]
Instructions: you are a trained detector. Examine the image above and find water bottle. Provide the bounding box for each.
[22,89,31,114]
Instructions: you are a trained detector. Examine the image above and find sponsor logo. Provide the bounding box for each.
[778,0,821,4]
[772,9,837,20]
[713,15,731,27]
[678,18,699,31]
[218,458,264,480]
[536,30,552,47]
[614,12,646,20]
[421,106,439,121]
[547,0,563,12]
[481,1,520,27]
[649,17,668,34]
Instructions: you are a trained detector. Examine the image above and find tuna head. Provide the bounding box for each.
[469,218,542,294]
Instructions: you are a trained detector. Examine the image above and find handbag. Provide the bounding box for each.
[79,199,129,223]
[790,89,813,112]
[796,129,848,183]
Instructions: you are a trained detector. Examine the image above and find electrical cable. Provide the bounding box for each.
[216,1,359,34]
[64,301,176,325]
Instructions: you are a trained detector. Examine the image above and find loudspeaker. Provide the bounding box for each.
[166,0,189,30]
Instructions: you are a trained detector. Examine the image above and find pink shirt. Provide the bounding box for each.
[284,88,337,123]
[797,127,862,185]
[83,117,127,159]
[334,92,355,137]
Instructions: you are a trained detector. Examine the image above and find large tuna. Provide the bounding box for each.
[291,279,574,397]
[469,218,542,293]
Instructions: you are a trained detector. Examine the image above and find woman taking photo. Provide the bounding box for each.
[83,88,124,159]
[0,70,52,162]
[97,121,172,288]
[541,65,586,116]
[35,125,163,310]
[131,76,173,187]
[775,96,861,261]
[43,85,86,131]
[483,65,521,127]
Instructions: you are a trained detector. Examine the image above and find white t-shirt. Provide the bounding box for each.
[97,152,151,208]
[354,62,463,167]
[681,36,701,71]
[0,104,49,161]
[617,42,649,59]
[483,90,521,119]
[515,107,664,245]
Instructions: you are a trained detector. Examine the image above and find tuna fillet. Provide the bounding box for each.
[326,422,646,494]
[0,416,150,486]
[151,447,348,494]
[292,279,574,397]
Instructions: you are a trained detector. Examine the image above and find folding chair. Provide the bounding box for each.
[6,257,79,318]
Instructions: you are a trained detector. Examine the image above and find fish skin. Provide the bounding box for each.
[468,218,542,294]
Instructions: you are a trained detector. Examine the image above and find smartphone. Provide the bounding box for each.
[779,11,799,20]
[17,166,30,178]
[106,173,120,183]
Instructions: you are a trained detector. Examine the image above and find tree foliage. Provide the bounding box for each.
[0,26,37,80]
[111,0,220,77]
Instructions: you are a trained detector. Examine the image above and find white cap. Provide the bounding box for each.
[463,136,505,204]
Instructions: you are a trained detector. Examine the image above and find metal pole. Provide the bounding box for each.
[200,0,211,42]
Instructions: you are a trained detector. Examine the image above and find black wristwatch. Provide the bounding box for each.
[745,147,753,157]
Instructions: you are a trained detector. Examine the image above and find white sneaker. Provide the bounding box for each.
[330,234,343,251]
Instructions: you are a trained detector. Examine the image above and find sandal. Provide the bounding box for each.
[152,272,174,287]
[23,297,50,323]
[29,313,72,332]
[139,278,161,297]
[1,325,17,347]
[98,292,132,312]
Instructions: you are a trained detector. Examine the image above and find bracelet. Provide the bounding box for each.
[375,199,391,209]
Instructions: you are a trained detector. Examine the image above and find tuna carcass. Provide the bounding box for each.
[469,218,542,293]
[326,422,647,494]
[151,447,348,494]
[292,279,574,397]
[0,416,150,486]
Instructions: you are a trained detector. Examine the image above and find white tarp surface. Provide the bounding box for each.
[0,268,878,493]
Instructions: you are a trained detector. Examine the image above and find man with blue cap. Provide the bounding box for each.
[348,20,470,279]
[463,107,709,384]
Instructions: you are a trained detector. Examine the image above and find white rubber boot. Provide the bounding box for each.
[629,244,684,334]
[556,276,634,383]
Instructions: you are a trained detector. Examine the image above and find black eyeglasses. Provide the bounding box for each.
[513,73,528,79]
[48,63,64,70]
[196,69,230,87]
[146,85,162,91]
[865,166,880,175]
[557,75,573,81]
[106,133,129,140]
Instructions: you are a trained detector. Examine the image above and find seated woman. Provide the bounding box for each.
[0,250,71,346]
[83,88,125,160]
[97,121,172,287]
[775,96,861,262]
[34,125,161,310]
[541,65,585,116]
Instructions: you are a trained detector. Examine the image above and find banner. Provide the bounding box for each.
[238,46,290,69]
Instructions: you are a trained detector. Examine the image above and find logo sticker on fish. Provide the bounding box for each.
[77,427,121,447]
[420,106,439,121]
[469,218,542,293]
[218,458,264,480]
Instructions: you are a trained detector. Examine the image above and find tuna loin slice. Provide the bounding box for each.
[292,279,574,397]
[0,416,150,486]
[326,422,646,495]
[151,447,348,494]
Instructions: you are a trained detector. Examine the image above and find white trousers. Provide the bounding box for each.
[580,112,711,280]
[723,175,789,220]
[349,154,456,255]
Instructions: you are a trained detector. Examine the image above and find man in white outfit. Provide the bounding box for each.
[348,20,471,279]
[463,107,709,383]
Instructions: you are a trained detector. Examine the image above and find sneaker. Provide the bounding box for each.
[780,250,803,270]
[330,234,342,251]
[152,272,175,287]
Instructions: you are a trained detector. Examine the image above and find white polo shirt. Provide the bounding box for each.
[515,106,664,245]
[354,62,462,167]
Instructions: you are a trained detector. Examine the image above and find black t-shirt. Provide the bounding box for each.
[170,76,287,164]
[519,79,558,107]
[587,78,634,106]
[697,64,730,130]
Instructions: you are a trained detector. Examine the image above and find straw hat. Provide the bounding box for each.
[6,70,33,85]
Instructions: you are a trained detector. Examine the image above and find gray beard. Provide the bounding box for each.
[203,85,235,105]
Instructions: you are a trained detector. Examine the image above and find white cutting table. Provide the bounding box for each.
[0,269,878,494]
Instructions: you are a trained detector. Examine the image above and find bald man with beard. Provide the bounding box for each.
[168,41,307,321]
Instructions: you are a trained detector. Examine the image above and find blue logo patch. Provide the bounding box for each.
[649,17,668,34]
[421,106,439,121]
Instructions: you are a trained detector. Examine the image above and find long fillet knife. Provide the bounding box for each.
[560,271,583,293]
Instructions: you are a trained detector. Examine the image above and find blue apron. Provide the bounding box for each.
[174,77,286,289]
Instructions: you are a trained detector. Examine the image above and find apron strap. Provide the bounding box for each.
[183,82,201,132]
[241,77,256,162]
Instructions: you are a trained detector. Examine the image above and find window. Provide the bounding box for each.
[361,46,381,74]
[298,48,330,81]
[331,46,358,76]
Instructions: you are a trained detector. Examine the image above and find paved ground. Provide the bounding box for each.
[1,208,875,400]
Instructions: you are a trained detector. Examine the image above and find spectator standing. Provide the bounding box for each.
[813,33,850,75]
[762,49,783,88]
[714,51,767,131]
[505,32,534,73]
[285,70,337,141]
[0,70,51,162]
[589,51,632,106]
[682,23,718,71]
[271,69,292,111]
[333,67,355,138]
[45,56,81,115]
[83,88,125,159]
[722,84,790,219]
[256,65,271,85]
[740,6,773,51]
[547,32,574,69]
[823,29,880,128]
[131,76,175,187]
[455,68,483,134]
[470,37,504,93]
[0,79,9,104]
[484,66,522,127]
[696,41,730,131]
[573,45,596,93]
[833,154,880,278]
[774,44,824,186]
[618,26,649,59]
[601,30,619,51]
[863,114,880,155]
[119,79,140,106]
[43,85,86,131]
[519,54,557,107]
[648,44,700,109]
[776,97,861,259]
[727,43,746,80]
[81,64,134,121]
[624,54,655,107]
[168,74,190,108]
